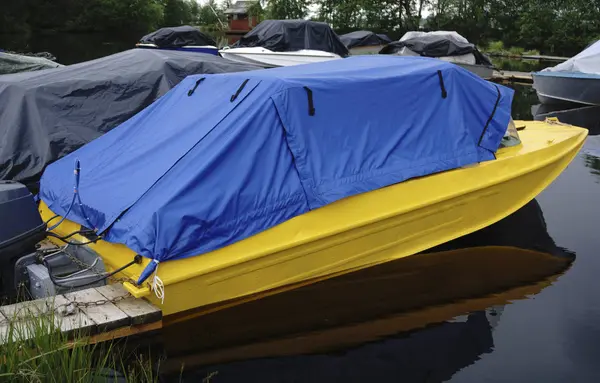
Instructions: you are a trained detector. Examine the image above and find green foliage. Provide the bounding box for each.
[0,0,220,36]
[422,0,600,56]
[0,308,164,382]
[2,0,600,57]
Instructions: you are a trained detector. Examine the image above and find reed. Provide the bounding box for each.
[0,306,162,383]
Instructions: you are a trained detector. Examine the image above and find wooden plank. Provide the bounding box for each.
[0,298,52,320]
[87,320,163,345]
[50,295,95,335]
[0,296,94,343]
[0,298,56,343]
[486,52,569,62]
[96,284,162,325]
[0,309,9,343]
[0,285,161,345]
[64,289,129,333]
[490,70,533,84]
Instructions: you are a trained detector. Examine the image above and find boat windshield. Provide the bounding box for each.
[499,118,521,148]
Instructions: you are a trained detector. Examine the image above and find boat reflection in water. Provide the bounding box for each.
[161,199,574,382]
[532,103,600,135]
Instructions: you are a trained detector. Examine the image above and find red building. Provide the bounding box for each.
[224,1,260,45]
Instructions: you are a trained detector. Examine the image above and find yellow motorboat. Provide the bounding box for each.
[38,119,587,316]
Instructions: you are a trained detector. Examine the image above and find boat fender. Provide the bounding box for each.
[436,70,447,99]
[187,77,205,96]
[230,79,249,102]
[303,86,315,116]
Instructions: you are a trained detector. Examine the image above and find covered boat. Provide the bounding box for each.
[0,51,62,74]
[0,49,261,189]
[533,40,600,105]
[339,30,392,55]
[219,20,348,67]
[137,25,219,55]
[37,56,586,316]
[380,31,494,79]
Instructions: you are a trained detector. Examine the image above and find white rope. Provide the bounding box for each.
[151,259,165,304]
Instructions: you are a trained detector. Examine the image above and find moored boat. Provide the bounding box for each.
[219,47,341,67]
[339,30,392,55]
[532,40,600,105]
[218,19,348,67]
[4,56,587,317]
[0,49,261,189]
[137,25,219,55]
[0,50,62,74]
[380,31,495,79]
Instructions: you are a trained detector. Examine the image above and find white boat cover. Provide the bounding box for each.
[399,31,470,44]
[543,40,600,75]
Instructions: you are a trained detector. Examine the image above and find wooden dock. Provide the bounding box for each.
[491,70,533,84]
[0,284,161,344]
[486,53,568,62]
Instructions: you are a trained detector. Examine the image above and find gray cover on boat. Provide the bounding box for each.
[339,31,392,49]
[0,49,261,188]
[0,51,62,74]
[235,19,349,57]
[139,25,217,47]
[379,33,492,66]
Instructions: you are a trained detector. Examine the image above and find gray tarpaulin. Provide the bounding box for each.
[0,51,62,74]
[0,49,261,189]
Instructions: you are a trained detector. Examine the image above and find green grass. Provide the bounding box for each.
[0,306,165,383]
[484,41,540,57]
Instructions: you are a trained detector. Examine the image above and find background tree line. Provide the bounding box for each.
[2,0,600,57]
[0,0,228,36]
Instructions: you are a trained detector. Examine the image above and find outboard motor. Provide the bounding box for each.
[0,181,46,299]
[0,180,110,301]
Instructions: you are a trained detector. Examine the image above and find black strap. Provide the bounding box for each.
[187,77,205,96]
[303,86,315,116]
[437,70,447,99]
[478,84,502,146]
[231,79,249,102]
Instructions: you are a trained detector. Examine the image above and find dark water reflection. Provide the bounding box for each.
[0,33,135,65]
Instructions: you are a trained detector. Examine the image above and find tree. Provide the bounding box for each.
[264,0,309,19]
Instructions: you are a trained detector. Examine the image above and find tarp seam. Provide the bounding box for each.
[100,80,263,235]
[269,95,312,211]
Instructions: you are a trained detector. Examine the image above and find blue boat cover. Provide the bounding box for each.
[40,55,513,275]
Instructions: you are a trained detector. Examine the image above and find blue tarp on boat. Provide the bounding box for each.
[40,55,513,272]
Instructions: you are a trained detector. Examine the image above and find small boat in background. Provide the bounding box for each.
[137,25,219,55]
[219,19,348,67]
[532,40,600,105]
[339,30,392,55]
[0,50,62,74]
[219,47,341,67]
[380,31,495,79]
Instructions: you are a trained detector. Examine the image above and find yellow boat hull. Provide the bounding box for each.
[160,245,571,370]
[39,120,587,316]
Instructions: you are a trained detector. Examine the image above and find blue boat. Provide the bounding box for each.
[137,25,219,56]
